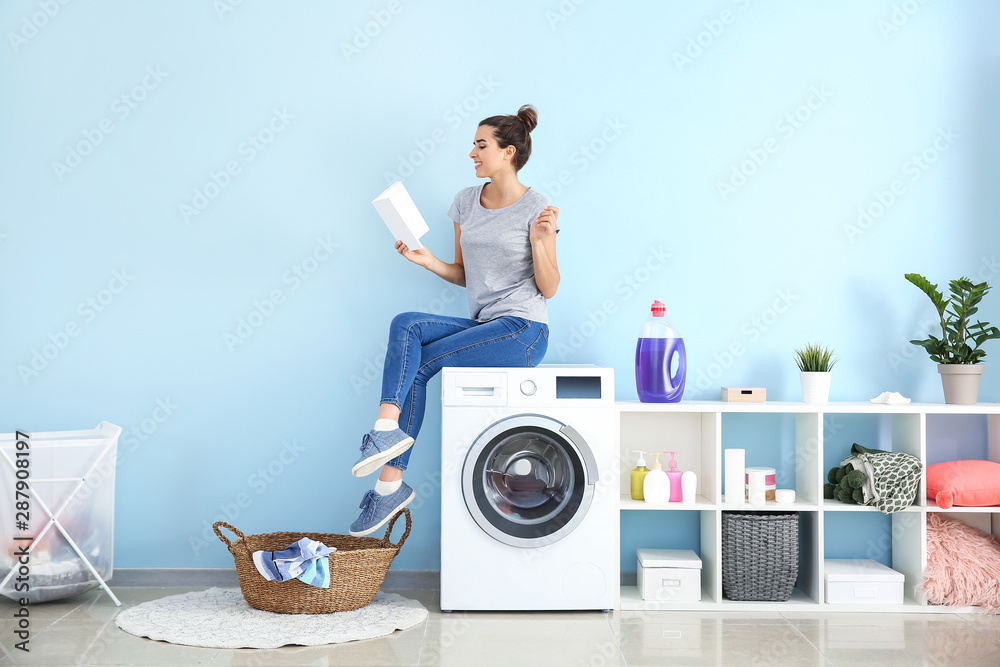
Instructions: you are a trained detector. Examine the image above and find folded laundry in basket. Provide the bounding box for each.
[252,537,335,586]
[296,555,331,589]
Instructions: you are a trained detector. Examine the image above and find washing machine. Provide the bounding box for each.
[440,365,619,611]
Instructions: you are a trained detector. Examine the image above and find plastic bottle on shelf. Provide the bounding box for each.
[642,452,671,504]
[664,451,683,502]
[635,300,687,403]
[681,471,697,504]
[630,451,650,501]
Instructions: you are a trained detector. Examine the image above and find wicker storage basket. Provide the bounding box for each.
[213,509,411,614]
[722,511,798,601]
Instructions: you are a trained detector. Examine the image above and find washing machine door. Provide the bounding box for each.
[462,414,598,548]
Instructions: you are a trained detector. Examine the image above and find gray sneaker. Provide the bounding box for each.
[350,482,415,537]
[351,428,414,477]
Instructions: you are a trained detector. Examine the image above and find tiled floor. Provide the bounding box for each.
[3,587,1000,666]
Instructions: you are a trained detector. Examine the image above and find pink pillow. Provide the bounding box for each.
[921,513,1000,610]
[926,460,1000,509]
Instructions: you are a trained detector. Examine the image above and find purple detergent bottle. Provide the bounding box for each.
[635,299,687,403]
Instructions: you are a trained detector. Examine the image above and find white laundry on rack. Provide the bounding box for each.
[0,422,123,606]
[869,391,911,404]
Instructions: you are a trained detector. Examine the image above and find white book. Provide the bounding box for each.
[371,181,429,250]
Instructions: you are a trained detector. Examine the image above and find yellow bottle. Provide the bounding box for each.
[630,451,650,501]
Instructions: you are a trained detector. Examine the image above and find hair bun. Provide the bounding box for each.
[516,104,538,133]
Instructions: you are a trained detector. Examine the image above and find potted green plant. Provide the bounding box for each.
[794,343,838,403]
[905,274,1000,404]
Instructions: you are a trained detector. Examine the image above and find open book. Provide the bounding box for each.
[372,181,429,250]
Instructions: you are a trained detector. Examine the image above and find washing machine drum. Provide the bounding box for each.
[462,415,598,548]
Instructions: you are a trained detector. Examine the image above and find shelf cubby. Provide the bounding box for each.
[619,509,719,609]
[618,410,718,504]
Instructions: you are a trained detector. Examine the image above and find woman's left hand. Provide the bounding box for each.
[530,206,559,242]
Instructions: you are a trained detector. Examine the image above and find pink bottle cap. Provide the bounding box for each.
[650,300,666,317]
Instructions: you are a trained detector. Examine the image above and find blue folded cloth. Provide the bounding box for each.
[252,537,335,587]
[296,555,331,588]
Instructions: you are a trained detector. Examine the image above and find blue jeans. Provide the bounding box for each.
[380,312,549,470]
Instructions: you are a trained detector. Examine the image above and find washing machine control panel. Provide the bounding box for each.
[442,366,613,407]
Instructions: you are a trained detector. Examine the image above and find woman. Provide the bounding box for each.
[350,104,560,536]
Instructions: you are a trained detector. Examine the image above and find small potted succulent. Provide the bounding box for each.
[905,273,1000,404]
[795,343,838,403]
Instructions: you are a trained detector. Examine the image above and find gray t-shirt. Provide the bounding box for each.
[448,184,557,324]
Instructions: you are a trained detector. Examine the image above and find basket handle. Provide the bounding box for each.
[213,521,245,549]
[383,508,412,549]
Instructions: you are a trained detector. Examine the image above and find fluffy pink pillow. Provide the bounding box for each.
[925,460,1000,509]
[922,513,1000,611]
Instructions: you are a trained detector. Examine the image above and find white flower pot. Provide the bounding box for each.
[800,371,832,403]
[938,364,984,405]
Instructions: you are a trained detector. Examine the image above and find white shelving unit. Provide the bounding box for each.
[616,401,1000,613]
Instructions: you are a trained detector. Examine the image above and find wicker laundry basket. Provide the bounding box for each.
[213,509,411,614]
[722,511,799,601]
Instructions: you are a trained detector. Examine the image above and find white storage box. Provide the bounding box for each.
[637,549,702,602]
[824,559,904,605]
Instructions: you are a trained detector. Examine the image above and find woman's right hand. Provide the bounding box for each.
[395,240,433,268]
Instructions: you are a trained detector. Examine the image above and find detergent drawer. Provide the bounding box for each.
[442,371,507,407]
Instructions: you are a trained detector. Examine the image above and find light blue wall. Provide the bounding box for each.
[2,1,998,570]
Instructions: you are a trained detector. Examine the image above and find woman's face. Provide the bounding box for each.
[469,125,513,178]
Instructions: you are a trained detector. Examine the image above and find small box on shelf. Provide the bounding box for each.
[824,559,904,605]
[722,387,766,402]
[637,548,702,602]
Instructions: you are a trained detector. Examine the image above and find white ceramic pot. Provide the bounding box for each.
[800,371,832,403]
[937,364,985,405]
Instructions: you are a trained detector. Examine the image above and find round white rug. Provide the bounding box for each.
[114,587,427,649]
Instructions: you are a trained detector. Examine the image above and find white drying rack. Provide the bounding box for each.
[0,422,122,606]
